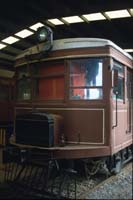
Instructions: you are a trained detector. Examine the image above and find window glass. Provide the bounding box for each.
[16,66,31,101]
[113,62,124,100]
[70,88,103,100]
[40,62,64,76]
[117,77,124,99]
[17,78,31,100]
[33,62,65,100]
[69,58,103,100]
[38,77,64,100]
[16,62,65,101]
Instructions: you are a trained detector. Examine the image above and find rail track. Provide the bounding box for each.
[77,162,132,199]
[1,147,132,199]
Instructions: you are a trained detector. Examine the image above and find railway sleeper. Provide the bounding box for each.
[44,165,77,199]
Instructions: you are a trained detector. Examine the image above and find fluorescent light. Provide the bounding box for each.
[62,16,84,23]
[124,49,133,53]
[82,13,106,21]
[0,43,7,49]
[2,36,19,44]
[15,29,34,38]
[129,9,133,15]
[30,22,44,31]
[47,18,64,25]
[105,9,130,19]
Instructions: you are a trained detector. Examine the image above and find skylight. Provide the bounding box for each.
[15,29,34,38]
[0,8,133,52]
[30,22,44,31]
[82,13,106,21]
[47,18,64,25]
[0,43,7,49]
[105,9,130,19]
[2,36,20,44]
[62,16,84,24]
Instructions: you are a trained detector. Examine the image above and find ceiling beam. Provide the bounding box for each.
[0,52,15,61]
[0,58,14,68]
[2,46,23,55]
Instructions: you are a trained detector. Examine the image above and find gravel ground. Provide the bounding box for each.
[83,162,132,200]
[0,162,132,199]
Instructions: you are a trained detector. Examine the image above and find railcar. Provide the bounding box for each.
[10,26,133,175]
[0,69,14,146]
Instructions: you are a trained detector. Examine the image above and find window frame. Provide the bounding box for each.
[16,61,65,102]
[113,61,125,102]
[68,58,104,101]
[16,64,32,101]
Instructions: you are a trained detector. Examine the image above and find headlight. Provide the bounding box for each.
[37,25,53,52]
[37,26,50,42]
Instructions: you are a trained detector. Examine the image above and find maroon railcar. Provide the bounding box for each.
[12,32,133,174]
[0,69,14,146]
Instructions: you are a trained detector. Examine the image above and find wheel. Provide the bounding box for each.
[111,153,122,175]
[114,157,122,174]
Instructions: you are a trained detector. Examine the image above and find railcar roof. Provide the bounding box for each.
[16,38,133,60]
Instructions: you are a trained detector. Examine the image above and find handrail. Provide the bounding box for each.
[112,91,118,129]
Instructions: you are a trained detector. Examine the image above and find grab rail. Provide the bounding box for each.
[112,91,118,129]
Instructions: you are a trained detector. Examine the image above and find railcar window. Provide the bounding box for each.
[17,78,31,100]
[16,65,31,100]
[69,58,103,100]
[117,77,124,99]
[113,62,124,100]
[32,62,65,100]
[16,62,65,101]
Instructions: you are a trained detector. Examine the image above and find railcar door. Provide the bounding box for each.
[112,62,133,153]
[126,68,133,134]
[112,62,126,152]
